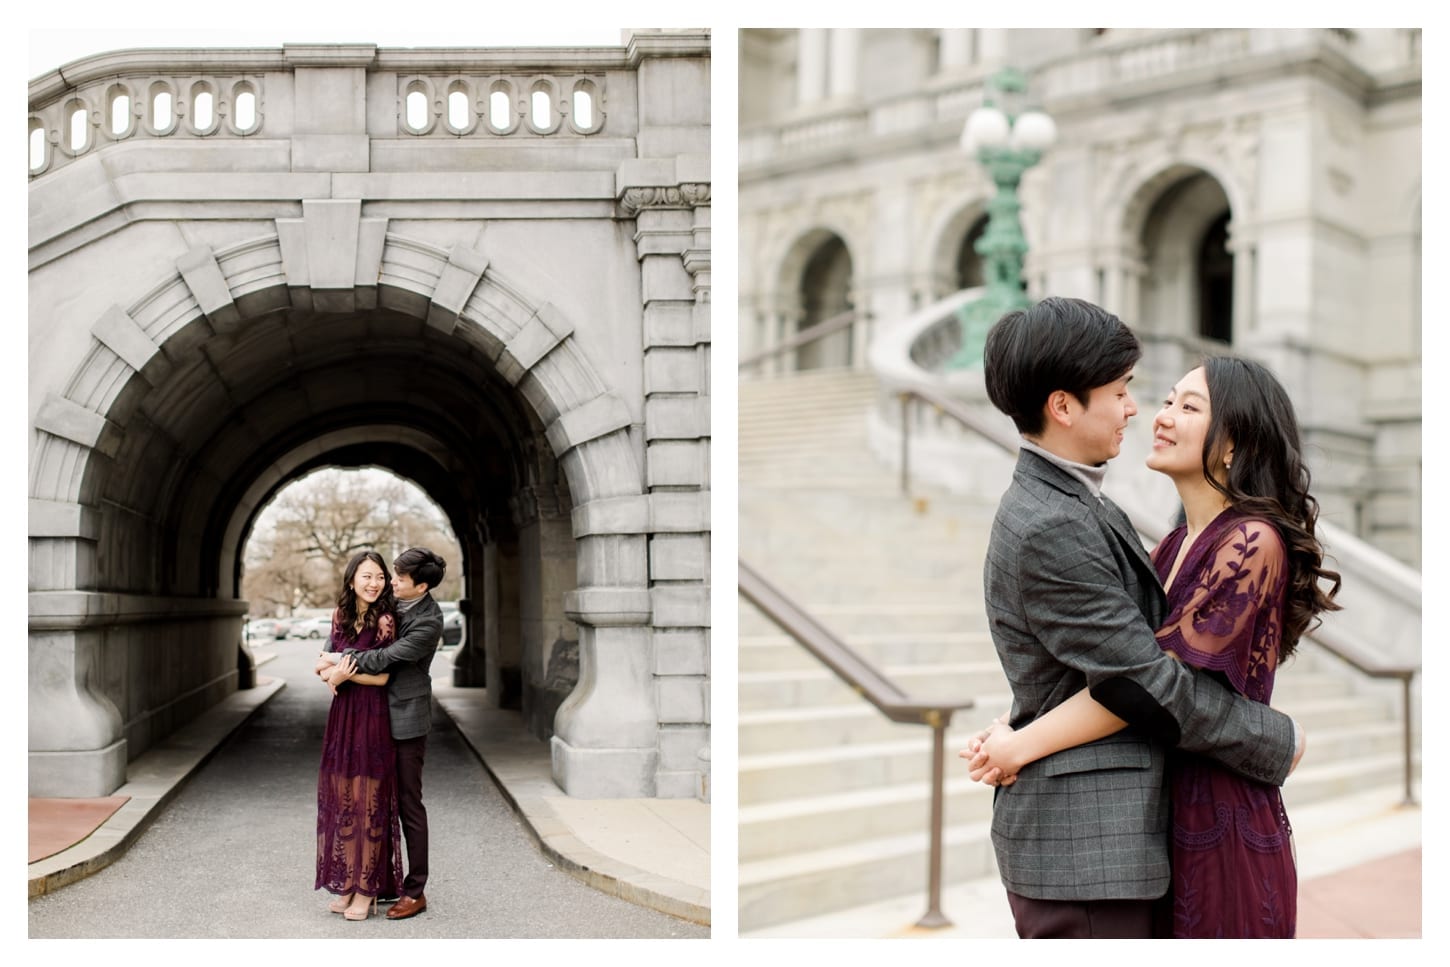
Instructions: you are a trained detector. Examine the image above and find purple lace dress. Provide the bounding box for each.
[1152,512,1297,938]
[315,609,403,899]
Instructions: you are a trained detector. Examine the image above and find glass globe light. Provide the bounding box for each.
[1010,110,1057,152]
[961,105,1009,154]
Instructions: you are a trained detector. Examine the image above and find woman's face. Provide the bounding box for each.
[1147,367,1227,481]
[353,559,386,605]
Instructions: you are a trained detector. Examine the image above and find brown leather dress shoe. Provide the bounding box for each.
[386,894,427,920]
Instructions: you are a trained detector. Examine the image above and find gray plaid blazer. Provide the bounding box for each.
[983,448,1296,901]
[347,594,444,741]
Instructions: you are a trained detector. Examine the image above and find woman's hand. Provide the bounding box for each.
[968,725,1026,786]
[958,712,1018,787]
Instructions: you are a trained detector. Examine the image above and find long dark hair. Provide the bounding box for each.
[334,550,397,642]
[1200,356,1341,656]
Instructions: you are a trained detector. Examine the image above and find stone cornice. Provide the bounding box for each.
[624,30,712,67]
[619,184,711,216]
[30,41,685,109]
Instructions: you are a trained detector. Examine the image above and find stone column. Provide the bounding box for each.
[827,29,862,100]
[616,163,711,800]
[797,29,829,106]
[939,29,976,71]
[514,483,577,740]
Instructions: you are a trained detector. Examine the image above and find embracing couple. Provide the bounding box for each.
[963,297,1341,938]
[310,547,448,922]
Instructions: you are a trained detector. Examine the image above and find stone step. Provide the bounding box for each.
[737,659,1360,712]
[738,693,1012,756]
[737,747,1412,930]
[739,660,1008,711]
[737,717,1407,808]
[739,689,1395,758]
[739,775,995,862]
[737,819,998,931]
[739,630,996,671]
[739,601,987,637]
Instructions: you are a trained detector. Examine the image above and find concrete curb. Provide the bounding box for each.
[27,675,287,898]
[433,690,711,926]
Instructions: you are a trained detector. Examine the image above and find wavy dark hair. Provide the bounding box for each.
[334,550,397,643]
[1200,356,1341,657]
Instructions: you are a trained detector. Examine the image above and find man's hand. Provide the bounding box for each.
[314,652,340,677]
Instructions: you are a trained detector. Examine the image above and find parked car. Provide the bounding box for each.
[249,616,292,640]
[291,615,334,640]
[439,603,462,648]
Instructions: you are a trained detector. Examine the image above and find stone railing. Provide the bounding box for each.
[741,28,1390,173]
[867,287,1422,678]
[28,44,638,180]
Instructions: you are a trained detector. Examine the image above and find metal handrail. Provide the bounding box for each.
[738,558,974,930]
[895,386,1420,804]
[738,309,858,370]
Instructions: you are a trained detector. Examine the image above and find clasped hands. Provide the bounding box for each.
[314,653,359,694]
[958,712,1022,788]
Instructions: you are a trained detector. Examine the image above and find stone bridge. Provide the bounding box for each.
[28,32,711,802]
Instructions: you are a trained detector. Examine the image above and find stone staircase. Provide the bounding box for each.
[737,366,1413,934]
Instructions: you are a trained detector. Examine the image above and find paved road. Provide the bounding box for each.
[28,639,707,939]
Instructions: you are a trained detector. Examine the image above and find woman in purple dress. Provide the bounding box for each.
[315,550,404,921]
[966,356,1340,937]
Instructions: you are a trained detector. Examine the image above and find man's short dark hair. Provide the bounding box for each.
[982,296,1142,435]
[394,547,446,591]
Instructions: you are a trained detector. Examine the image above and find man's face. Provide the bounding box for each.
[392,571,427,601]
[1070,371,1138,465]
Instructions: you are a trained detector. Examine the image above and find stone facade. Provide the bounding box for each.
[29,32,711,800]
[740,28,1421,565]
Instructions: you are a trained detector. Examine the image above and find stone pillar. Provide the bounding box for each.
[797,29,829,106]
[515,483,577,740]
[827,29,862,100]
[615,153,711,799]
[28,625,127,797]
[939,29,976,71]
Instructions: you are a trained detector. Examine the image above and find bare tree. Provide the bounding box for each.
[241,468,463,612]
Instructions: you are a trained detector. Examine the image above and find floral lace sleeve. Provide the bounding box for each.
[1155,518,1287,701]
[377,612,396,644]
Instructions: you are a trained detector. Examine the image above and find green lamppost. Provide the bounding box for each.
[948,67,1057,369]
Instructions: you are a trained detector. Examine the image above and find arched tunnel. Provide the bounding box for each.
[30,235,671,801]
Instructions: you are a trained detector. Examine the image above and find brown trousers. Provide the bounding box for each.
[396,734,429,898]
[1007,891,1171,938]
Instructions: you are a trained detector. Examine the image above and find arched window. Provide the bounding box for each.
[1197,212,1233,343]
[448,89,469,130]
[955,215,989,291]
[193,89,214,130]
[152,89,174,133]
[489,89,511,130]
[110,91,131,136]
[572,88,593,129]
[797,234,855,370]
[406,89,428,132]
[531,89,551,129]
[69,106,88,151]
[29,122,46,172]
[235,89,257,132]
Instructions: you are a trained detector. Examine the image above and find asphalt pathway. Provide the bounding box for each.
[27,639,707,939]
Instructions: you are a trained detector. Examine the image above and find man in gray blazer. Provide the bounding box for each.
[320,546,446,920]
[972,297,1302,938]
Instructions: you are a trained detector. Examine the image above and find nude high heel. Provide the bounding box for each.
[343,894,378,921]
[328,893,354,914]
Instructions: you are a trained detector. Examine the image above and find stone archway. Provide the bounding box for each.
[29,218,658,800]
[773,228,855,370]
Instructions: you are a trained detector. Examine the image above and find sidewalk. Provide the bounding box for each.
[28,648,709,927]
[743,783,1421,939]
